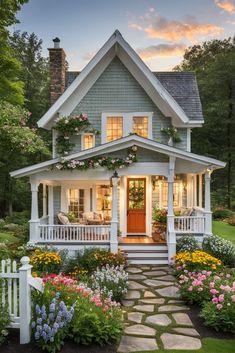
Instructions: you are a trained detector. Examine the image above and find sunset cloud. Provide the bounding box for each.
[137,43,186,60]
[82,50,97,61]
[215,0,235,13]
[129,9,223,41]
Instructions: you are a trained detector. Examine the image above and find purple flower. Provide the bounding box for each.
[34,332,40,340]
[36,318,42,325]
[49,303,56,312]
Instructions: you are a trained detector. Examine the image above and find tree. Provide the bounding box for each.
[9,31,50,126]
[0,0,28,105]
[175,37,235,208]
[0,102,50,216]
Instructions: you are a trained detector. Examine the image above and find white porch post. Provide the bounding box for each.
[204,170,212,236]
[199,174,203,208]
[110,172,119,253]
[29,177,40,245]
[167,157,176,263]
[48,186,54,224]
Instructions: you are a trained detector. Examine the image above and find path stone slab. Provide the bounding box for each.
[144,279,174,287]
[127,312,144,324]
[144,291,156,298]
[118,336,158,352]
[139,298,165,304]
[143,271,166,276]
[124,291,141,300]
[122,300,135,307]
[125,324,156,336]
[128,274,147,280]
[172,313,193,326]
[158,304,189,312]
[173,328,200,337]
[140,266,150,270]
[133,305,154,313]
[155,285,180,298]
[156,275,176,281]
[168,300,184,304]
[128,281,146,290]
[146,314,172,327]
[161,333,201,350]
[127,268,142,274]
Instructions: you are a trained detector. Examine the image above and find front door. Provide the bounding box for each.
[127,178,146,234]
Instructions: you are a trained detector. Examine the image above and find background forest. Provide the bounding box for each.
[0,0,234,217]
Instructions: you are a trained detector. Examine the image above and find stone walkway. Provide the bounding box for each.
[118,265,201,352]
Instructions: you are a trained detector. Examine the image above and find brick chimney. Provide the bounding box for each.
[48,38,66,105]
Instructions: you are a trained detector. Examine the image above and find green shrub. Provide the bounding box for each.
[0,244,10,259]
[202,234,235,267]
[227,216,235,226]
[65,248,126,275]
[5,211,29,225]
[0,279,11,346]
[2,223,18,232]
[176,234,199,253]
[212,208,233,220]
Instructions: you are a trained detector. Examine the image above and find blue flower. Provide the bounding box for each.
[34,332,40,340]
[49,303,55,312]
[49,313,55,321]
[36,318,42,325]
[31,321,36,328]
[42,313,47,320]
[36,325,42,333]
[41,331,47,342]
[35,305,41,315]
[41,305,46,314]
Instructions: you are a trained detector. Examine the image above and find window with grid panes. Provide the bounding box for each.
[133,116,148,138]
[106,116,123,142]
[68,189,85,218]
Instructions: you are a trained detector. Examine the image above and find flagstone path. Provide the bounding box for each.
[118,265,201,352]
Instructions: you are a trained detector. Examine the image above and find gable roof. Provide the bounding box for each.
[37,30,193,130]
[10,135,225,178]
[65,71,203,123]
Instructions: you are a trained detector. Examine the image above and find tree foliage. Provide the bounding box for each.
[0,102,50,216]
[9,31,50,125]
[175,37,235,208]
[0,0,28,105]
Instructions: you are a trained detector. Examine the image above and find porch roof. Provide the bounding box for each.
[10,135,226,178]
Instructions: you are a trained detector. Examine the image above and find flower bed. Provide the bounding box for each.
[173,250,235,333]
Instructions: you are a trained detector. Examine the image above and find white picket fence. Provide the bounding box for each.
[0,257,44,344]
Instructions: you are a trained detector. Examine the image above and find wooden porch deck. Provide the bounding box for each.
[118,236,166,244]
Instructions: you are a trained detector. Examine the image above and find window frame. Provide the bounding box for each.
[81,133,95,150]
[101,112,153,143]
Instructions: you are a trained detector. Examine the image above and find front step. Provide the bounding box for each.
[120,243,169,265]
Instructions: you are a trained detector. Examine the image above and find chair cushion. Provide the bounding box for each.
[57,212,70,225]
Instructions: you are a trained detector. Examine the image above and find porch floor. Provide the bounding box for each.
[119,236,166,244]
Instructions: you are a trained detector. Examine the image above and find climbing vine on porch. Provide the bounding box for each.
[54,114,100,155]
[55,145,138,171]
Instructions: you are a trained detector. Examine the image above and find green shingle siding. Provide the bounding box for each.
[70,57,187,153]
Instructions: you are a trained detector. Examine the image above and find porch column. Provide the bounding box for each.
[198,174,203,208]
[167,157,176,262]
[29,177,40,245]
[204,170,212,235]
[110,173,119,253]
[48,186,54,224]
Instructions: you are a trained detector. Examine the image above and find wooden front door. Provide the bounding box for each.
[127,178,146,234]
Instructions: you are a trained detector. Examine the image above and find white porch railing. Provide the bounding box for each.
[174,216,205,234]
[38,224,111,242]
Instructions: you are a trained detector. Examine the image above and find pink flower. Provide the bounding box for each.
[188,286,193,292]
[210,288,218,295]
[218,294,224,303]
[209,282,215,289]
[231,295,235,302]
[212,297,218,304]
[216,304,223,310]
[197,287,203,292]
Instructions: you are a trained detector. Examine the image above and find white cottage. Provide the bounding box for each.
[11,31,225,264]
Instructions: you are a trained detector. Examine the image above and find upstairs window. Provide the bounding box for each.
[82,133,95,150]
[106,116,123,142]
[133,116,149,138]
[102,112,152,143]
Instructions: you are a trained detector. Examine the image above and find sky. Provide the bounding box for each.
[12,0,235,71]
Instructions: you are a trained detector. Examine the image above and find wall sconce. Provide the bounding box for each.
[110,170,120,187]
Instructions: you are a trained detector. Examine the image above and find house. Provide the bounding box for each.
[10,30,225,264]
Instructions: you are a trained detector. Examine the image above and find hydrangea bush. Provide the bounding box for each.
[202,234,235,267]
[32,294,74,353]
[91,264,128,302]
[176,235,199,253]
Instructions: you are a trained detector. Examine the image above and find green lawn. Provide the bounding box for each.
[212,220,235,244]
[0,231,19,243]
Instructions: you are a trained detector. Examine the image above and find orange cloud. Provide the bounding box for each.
[129,9,223,41]
[215,0,235,13]
[137,43,186,60]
